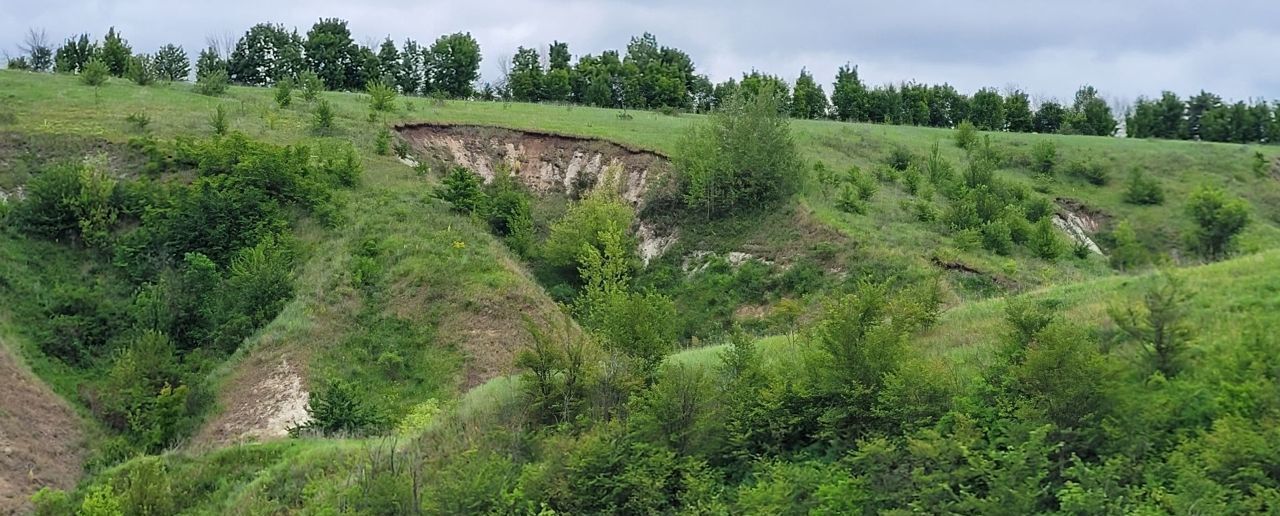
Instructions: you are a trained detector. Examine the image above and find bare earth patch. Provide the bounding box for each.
[0,341,84,515]
[190,353,310,449]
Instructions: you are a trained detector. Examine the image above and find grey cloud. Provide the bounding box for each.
[3,0,1277,103]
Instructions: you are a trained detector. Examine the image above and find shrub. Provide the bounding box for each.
[1067,159,1109,185]
[295,381,387,436]
[1108,220,1147,271]
[299,70,322,102]
[1030,140,1056,176]
[484,172,535,255]
[1253,151,1269,178]
[393,138,411,159]
[367,80,397,112]
[544,189,635,270]
[125,53,155,86]
[312,99,335,134]
[954,120,979,150]
[1186,184,1249,261]
[835,184,865,215]
[209,105,227,135]
[125,112,151,132]
[982,220,1014,255]
[273,78,292,108]
[1123,169,1164,205]
[374,127,391,155]
[81,58,109,87]
[674,87,801,217]
[436,166,485,214]
[1029,217,1063,260]
[193,69,228,96]
[886,145,913,171]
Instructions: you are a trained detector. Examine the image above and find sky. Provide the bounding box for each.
[4,0,1280,107]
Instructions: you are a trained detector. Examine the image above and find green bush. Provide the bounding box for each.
[125,53,156,86]
[543,189,635,271]
[1030,139,1057,176]
[982,220,1014,255]
[1067,159,1109,185]
[1030,217,1063,260]
[367,80,397,112]
[373,127,391,155]
[81,58,109,87]
[1186,184,1249,261]
[436,166,486,214]
[674,87,801,217]
[299,70,322,102]
[209,105,227,135]
[273,78,293,108]
[294,381,387,436]
[312,99,334,134]
[954,120,979,150]
[1123,169,1164,205]
[194,69,228,96]
[125,112,151,132]
[886,145,913,171]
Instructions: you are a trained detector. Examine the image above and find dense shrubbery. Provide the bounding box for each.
[675,88,801,217]
[5,133,355,457]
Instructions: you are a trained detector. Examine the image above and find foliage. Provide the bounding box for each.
[152,44,189,81]
[954,120,978,150]
[366,80,397,112]
[1109,272,1192,377]
[436,166,486,214]
[273,78,293,107]
[295,381,387,436]
[1123,169,1164,205]
[1029,139,1056,176]
[209,104,228,135]
[194,69,228,96]
[298,70,323,102]
[1029,217,1062,260]
[125,53,156,86]
[426,32,483,98]
[675,87,801,217]
[1186,184,1249,261]
[543,189,635,271]
[81,58,109,87]
[100,27,133,77]
[312,98,335,133]
[1066,159,1109,185]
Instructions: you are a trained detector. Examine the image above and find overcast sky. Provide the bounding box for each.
[4,0,1279,106]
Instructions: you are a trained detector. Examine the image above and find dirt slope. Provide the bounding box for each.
[0,339,84,515]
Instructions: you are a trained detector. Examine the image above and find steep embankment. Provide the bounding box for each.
[0,332,84,514]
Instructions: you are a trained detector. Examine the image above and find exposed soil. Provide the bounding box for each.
[0,341,85,515]
[398,124,670,207]
[1054,198,1110,255]
[190,353,310,449]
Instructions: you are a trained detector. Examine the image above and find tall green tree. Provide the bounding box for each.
[375,37,400,85]
[790,68,828,119]
[100,26,132,77]
[1033,101,1067,133]
[509,46,543,102]
[832,63,868,121]
[548,40,571,71]
[1004,90,1034,132]
[195,47,226,80]
[1069,85,1117,136]
[303,18,359,90]
[231,23,304,86]
[397,39,423,94]
[54,33,98,73]
[426,32,482,98]
[152,44,189,81]
[969,88,1005,130]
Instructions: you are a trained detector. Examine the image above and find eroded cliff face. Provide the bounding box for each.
[399,124,679,263]
[399,124,668,207]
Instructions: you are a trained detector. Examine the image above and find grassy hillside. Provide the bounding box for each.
[4,68,1280,514]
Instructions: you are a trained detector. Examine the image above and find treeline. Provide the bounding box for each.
[1128,90,1280,144]
[5,22,484,98]
[8,22,1279,142]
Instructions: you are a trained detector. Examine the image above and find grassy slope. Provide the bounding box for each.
[4,70,1280,508]
[0,70,568,446]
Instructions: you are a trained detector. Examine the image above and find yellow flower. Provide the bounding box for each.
[452,240,466,249]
